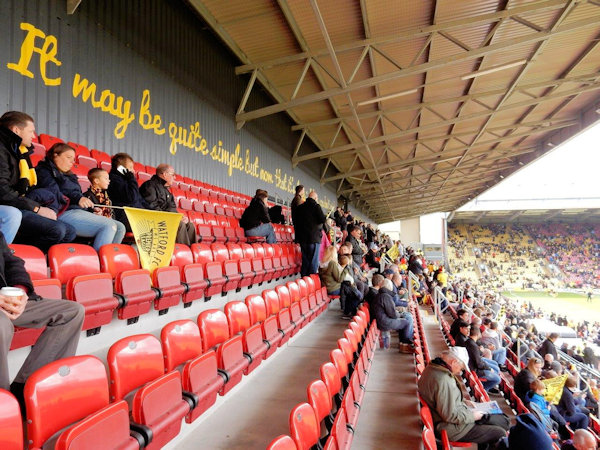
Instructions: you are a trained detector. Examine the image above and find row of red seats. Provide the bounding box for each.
[267,304,380,450]
[0,275,331,450]
[8,241,302,349]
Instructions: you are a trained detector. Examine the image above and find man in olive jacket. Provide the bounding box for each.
[418,347,508,448]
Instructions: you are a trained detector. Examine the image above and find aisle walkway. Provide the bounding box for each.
[168,300,424,449]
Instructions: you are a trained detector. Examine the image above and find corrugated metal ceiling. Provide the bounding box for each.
[188,0,600,222]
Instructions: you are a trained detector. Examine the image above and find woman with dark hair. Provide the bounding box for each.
[32,143,125,251]
[558,376,590,430]
[107,152,148,230]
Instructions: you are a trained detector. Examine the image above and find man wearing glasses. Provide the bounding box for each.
[140,164,197,245]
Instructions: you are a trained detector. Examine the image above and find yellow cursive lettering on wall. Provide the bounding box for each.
[7,22,62,86]
[139,89,165,135]
[72,73,135,139]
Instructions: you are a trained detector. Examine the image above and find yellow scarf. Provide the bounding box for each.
[18,144,37,187]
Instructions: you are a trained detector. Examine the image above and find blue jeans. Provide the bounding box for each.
[300,242,320,277]
[0,206,22,244]
[480,357,501,391]
[387,316,413,344]
[59,209,126,251]
[17,210,76,251]
[244,223,276,243]
[491,347,507,365]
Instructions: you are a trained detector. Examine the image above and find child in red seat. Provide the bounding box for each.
[83,168,114,219]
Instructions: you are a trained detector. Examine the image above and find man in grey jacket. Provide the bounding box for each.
[418,347,509,449]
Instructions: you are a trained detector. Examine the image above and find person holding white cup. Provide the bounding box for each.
[0,232,84,414]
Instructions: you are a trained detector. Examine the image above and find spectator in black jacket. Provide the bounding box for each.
[557,377,589,430]
[0,231,84,410]
[346,224,364,267]
[107,153,149,231]
[371,277,414,353]
[295,190,326,277]
[239,189,276,243]
[139,164,197,246]
[538,333,559,360]
[0,111,75,251]
[460,326,501,392]
[33,143,125,251]
[290,185,304,230]
[450,309,470,341]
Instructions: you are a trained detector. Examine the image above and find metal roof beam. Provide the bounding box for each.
[235,0,567,74]
[294,83,593,163]
[235,14,599,125]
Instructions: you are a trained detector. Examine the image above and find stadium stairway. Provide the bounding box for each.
[167,300,423,450]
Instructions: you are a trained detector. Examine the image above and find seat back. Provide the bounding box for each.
[245,295,268,324]
[330,348,349,380]
[338,338,355,365]
[25,355,109,449]
[296,278,309,299]
[422,427,436,450]
[99,244,140,278]
[161,320,203,372]
[286,281,301,303]
[251,243,265,258]
[262,289,280,316]
[48,244,101,284]
[302,276,315,295]
[262,243,275,258]
[0,389,23,450]
[306,379,332,425]
[171,243,194,269]
[9,244,48,280]
[197,309,231,353]
[210,243,229,262]
[226,243,243,260]
[275,285,291,308]
[240,243,255,259]
[419,402,434,430]
[107,334,165,402]
[224,301,251,335]
[320,362,342,400]
[289,403,319,450]
[191,243,214,264]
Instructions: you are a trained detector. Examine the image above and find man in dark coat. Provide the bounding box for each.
[295,190,326,277]
[239,189,276,243]
[0,231,84,409]
[0,111,75,251]
[107,153,149,231]
[346,224,364,267]
[371,276,413,352]
[139,164,197,246]
[290,185,304,229]
[537,333,559,360]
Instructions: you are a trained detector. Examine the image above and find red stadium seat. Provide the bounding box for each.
[24,355,138,450]
[160,320,226,423]
[191,243,226,298]
[307,379,334,439]
[67,141,97,169]
[227,243,253,289]
[108,334,191,449]
[224,301,268,374]
[8,245,60,349]
[170,243,207,305]
[48,244,118,334]
[152,265,185,312]
[99,244,156,322]
[90,149,112,171]
[197,309,249,395]
[38,134,63,149]
[0,389,22,450]
[211,243,241,293]
[320,362,343,409]
[289,403,319,450]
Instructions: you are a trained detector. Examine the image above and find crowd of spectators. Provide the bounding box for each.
[447,222,598,292]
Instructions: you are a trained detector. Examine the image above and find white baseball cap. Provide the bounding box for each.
[449,346,469,369]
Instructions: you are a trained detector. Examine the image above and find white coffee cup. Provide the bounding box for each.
[0,287,25,298]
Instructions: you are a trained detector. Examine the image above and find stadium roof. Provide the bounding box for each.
[448,207,600,223]
[186,0,600,222]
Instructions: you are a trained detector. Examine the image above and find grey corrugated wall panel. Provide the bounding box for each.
[0,0,372,219]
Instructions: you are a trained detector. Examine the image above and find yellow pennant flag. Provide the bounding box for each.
[542,374,568,405]
[386,245,400,261]
[124,207,181,274]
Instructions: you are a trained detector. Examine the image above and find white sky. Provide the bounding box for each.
[458,120,600,211]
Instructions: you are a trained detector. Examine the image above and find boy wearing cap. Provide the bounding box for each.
[418,347,509,449]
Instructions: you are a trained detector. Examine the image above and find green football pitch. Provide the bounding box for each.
[502,290,599,323]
